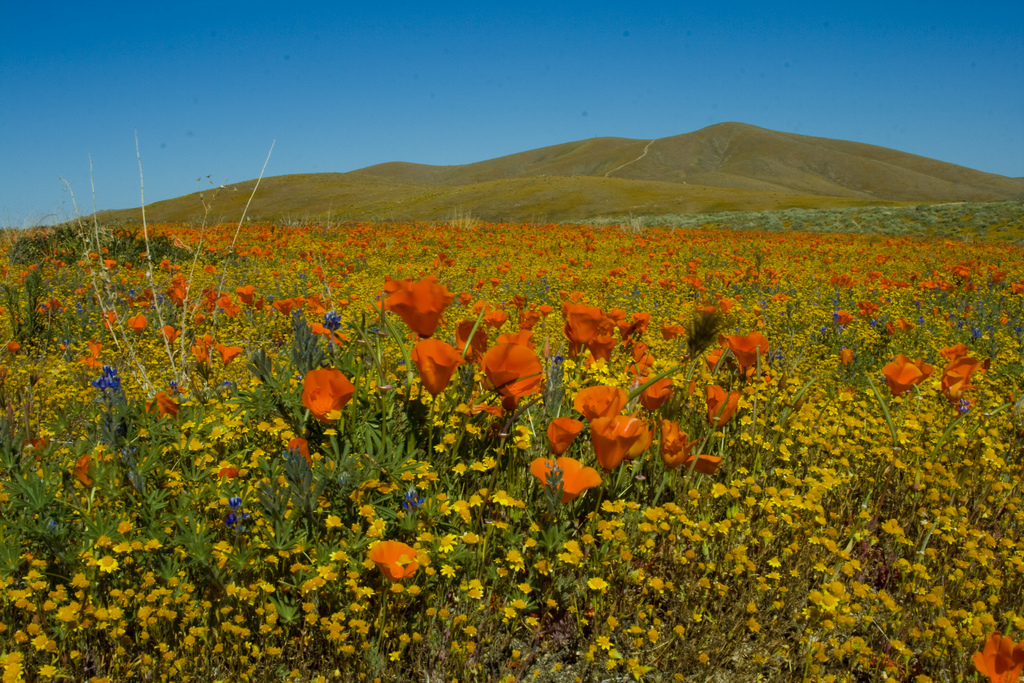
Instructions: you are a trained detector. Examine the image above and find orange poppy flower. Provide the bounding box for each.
[481,343,543,399]
[639,377,673,411]
[721,332,769,370]
[839,348,853,366]
[562,303,608,347]
[411,338,463,396]
[146,391,179,419]
[706,385,740,427]
[236,285,256,305]
[192,342,211,366]
[497,329,535,349]
[519,310,542,330]
[302,368,356,423]
[573,385,627,421]
[484,310,509,329]
[660,420,721,473]
[590,415,646,472]
[162,326,179,344]
[218,467,239,479]
[585,334,616,364]
[941,356,983,403]
[530,456,602,503]
[661,322,686,340]
[616,312,651,344]
[383,275,454,338]
[939,343,971,361]
[368,540,420,581]
[974,632,1024,683]
[6,341,19,354]
[625,420,653,460]
[272,299,294,317]
[127,314,148,334]
[215,343,244,365]
[547,417,584,455]
[287,437,311,464]
[705,348,725,372]
[834,310,854,326]
[882,355,934,396]
[74,454,93,486]
[456,319,488,361]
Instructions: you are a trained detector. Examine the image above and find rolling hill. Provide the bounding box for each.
[100,122,1024,224]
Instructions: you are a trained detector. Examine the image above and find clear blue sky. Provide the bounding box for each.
[2,1,1022,225]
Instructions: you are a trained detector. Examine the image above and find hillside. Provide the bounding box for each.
[100,123,1024,224]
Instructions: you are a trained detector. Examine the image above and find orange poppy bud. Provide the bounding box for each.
[481,343,543,399]
[530,456,601,503]
[706,385,740,427]
[383,275,454,338]
[287,437,311,464]
[302,368,356,423]
[367,540,420,581]
[973,631,1024,683]
[192,342,211,366]
[839,348,853,366]
[590,415,646,472]
[639,377,673,411]
[573,385,627,421]
[411,338,463,397]
[6,341,20,354]
[547,417,584,455]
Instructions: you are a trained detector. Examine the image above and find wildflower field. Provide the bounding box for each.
[1,218,1023,682]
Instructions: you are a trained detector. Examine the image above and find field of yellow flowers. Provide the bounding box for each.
[1,220,1023,682]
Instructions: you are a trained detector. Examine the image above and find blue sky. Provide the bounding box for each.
[2,1,1022,225]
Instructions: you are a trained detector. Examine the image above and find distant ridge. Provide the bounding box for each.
[101,122,1024,224]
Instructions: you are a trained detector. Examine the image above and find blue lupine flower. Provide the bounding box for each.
[92,366,122,393]
[958,398,971,416]
[402,488,425,512]
[225,510,250,529]
[228,496,243,510]
[323,310,342,331]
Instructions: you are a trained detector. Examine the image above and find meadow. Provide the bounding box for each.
[0,216,1022,682]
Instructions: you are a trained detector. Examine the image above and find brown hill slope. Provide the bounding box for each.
[101,123,1023,223]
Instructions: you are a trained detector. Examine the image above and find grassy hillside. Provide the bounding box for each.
[97,122,1024,224]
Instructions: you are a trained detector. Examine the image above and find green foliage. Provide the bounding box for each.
[592,200,1024,241]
